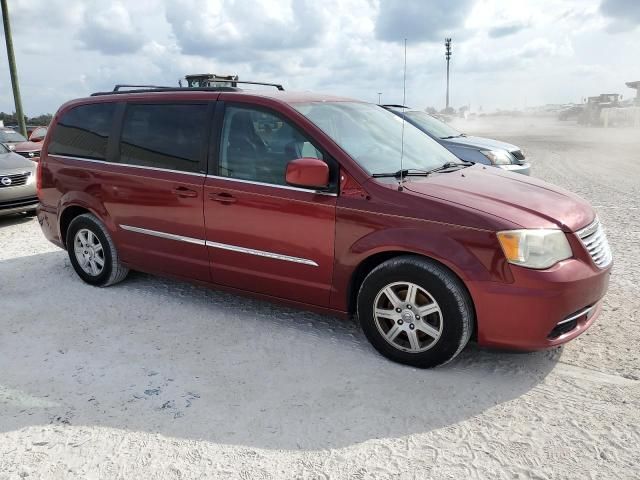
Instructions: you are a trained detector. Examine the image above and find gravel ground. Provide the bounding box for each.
[1,117,638,479]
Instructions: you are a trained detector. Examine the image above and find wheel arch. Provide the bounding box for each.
[346,249,478,340]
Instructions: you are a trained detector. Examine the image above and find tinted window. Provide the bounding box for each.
[120,104,207,173]
[49,103,115,160]
[219,105,323,186]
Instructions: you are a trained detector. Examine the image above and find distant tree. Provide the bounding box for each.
[425,106,437,114]
[0,111,52,126]
[29,114,53,125]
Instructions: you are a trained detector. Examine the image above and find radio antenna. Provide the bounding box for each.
[398,38,407,191]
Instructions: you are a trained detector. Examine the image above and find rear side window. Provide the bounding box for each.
[119,104,208,173]
[48,103,115,160]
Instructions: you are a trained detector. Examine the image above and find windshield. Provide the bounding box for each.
[403,111,461,139]
[0,129,27,143]
[0,143,8,154]
[292,102,459,175]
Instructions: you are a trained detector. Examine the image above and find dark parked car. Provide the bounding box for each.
[0,142,38,216]
[37,85,611,368]
[384,105,530,175]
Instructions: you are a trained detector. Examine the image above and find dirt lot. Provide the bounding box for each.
[1,117,639,479]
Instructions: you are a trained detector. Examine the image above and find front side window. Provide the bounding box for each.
[293,102,459,175]
[120,104,208,173]
[219,105,323,186]
[48,103,115,160]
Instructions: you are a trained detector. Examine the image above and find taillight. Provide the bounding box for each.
[36,158,43,196]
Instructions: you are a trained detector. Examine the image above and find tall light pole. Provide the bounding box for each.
[445,37,452,110]
[377,92,382,105]
[1,0,27,137]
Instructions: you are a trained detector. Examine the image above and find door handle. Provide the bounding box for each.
[173,187,198,198]
[209,192,237,204]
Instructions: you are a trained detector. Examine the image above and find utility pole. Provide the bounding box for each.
[445,37,452,110]
[1,0,27,137]
[377,92,382,104]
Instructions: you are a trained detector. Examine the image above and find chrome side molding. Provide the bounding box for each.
[119,224,318,267]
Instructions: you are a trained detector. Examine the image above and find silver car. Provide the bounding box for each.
[383,105,531,175]
[0,143,38,217]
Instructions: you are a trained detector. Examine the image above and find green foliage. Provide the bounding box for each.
[0,111,52,126]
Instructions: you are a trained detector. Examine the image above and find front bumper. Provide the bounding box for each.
[497,162,531,175]
[0,195,38,216]
[468,255,611,351]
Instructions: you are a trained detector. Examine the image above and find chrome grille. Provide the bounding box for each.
[16,150,40,159]
[577,219,612,269]
[0,172,31,188]
[510,149,525,160]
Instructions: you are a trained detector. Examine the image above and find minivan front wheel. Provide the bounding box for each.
[66,213,129,287]
[357,256,473,368]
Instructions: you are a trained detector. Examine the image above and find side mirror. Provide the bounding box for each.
[285,158,329,189]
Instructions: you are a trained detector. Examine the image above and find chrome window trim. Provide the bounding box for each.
[119,224,319,267]
[206,174,337,196]
[120,224,205,245]
[50,155,206,177]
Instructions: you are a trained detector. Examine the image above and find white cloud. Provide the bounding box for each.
[0,0,638,115]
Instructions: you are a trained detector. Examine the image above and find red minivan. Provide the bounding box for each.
[36,85,612,368]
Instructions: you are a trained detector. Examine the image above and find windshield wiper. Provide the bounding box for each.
[373,162,472,178]
[425,161,473,174]
[440,134,465,139]
[372,168,430,178]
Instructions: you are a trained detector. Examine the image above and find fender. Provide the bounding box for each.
[331,225,513,312]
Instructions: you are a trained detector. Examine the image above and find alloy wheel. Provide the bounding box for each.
[73,228,105,276]
[373,281,443,353]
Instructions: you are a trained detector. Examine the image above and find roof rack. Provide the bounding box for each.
[90,79,285,97]
[90,85,241,96]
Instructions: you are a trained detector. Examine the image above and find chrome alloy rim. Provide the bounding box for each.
[373,282,443,353]
[74,228,105,276]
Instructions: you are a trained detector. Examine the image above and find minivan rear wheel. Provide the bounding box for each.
[66,213,129,287]
[357,255,473,368]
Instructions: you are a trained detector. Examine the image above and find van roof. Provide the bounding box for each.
[82,88,357,106]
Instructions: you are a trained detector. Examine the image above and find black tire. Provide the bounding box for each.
[357,255,473,368]
[66,213,129,287]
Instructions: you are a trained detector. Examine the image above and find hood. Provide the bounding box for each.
[404,165,593,232]
[442,135,519,153]
[13,141,41,153]
[0,151,37,173]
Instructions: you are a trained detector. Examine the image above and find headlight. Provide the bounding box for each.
[481,150,512,165]
[497,229,572,269]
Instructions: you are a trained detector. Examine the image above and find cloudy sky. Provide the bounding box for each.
[1,0,639,115]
